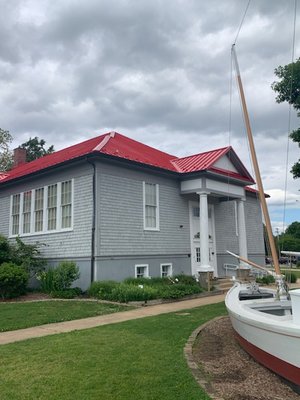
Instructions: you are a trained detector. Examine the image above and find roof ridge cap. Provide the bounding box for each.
[93,131,116,151]
[170,159,182,172]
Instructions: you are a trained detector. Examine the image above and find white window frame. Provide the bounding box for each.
[11,193,21,236]
[135,264,149,279]
[9,179,74,237]
[34,187,44,233]
[143,182,160,231]
[160,263,173,278]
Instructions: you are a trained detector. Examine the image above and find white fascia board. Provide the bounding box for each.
[180,178,203,193]
[206,179,245,197]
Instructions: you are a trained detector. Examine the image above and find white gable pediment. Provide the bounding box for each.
[213,155,238,173]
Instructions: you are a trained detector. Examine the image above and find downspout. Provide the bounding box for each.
[87,159,96,284]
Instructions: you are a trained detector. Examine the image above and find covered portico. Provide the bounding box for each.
[181,176,250,278]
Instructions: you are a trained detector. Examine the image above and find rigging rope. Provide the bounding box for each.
[282,0,298,236]
[233,0,251,45]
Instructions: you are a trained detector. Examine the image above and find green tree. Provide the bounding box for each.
[285,221,300,239]
[0,128,13,171]
[278,234,300,252]
[272,59,300,178]
[20,137,54,162]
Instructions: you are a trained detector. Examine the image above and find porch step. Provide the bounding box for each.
[214,278,234,293]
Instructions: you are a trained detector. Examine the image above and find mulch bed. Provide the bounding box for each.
[0,292,51,302]
[192,317,300,400]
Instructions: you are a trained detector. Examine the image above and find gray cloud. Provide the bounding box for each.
[0,0,299,225]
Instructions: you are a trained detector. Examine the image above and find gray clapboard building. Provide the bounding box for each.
[0,132,265,289]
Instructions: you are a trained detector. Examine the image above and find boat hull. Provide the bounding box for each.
[226,283,300,388]
[234,327,300,386]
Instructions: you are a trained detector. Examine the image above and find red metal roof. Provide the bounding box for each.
[0,131,254,184]
[171,147,229,173]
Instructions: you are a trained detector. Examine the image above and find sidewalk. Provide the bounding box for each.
[0,293,225,345]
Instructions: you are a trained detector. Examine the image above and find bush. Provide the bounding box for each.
[173,274,199,286]
[11,237,47,277]
[123,277,172,286]
[256,275,275,285]
[52,261,80,291]
[110,284,158,303]
[0,235,11,265]
[0,262,29,299]
[37,268,56,293]
[159,284,202,299]
[38,262,80,293]
[88,281,118,299]
[284,272,297,284]
[296,261,300,268]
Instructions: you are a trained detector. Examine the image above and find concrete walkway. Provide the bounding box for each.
[0,293,225,345]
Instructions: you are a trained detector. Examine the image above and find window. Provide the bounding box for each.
[61,180,72,228]
[47,184,57,230]
[10,179,73,236]
[34,188,44,232]
[11,194,20,235]
[160,263,172,277]
[196,247,201,263]
[143,182,159,230]
[135,264,149,278]
[22,191,32,233]
[193,207,199,217]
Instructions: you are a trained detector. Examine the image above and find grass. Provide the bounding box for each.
[0,302,226,400]
[0,301,132,332]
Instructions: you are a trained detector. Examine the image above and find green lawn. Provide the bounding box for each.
[0,301,131,332]
[0,302,226,400]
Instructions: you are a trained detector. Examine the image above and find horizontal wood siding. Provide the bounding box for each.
[96,163,190,257]
[0,163,93,258]
[244,194,265,255]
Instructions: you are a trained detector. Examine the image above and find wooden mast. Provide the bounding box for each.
[231,44,281,276]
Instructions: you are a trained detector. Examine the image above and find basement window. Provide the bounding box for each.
[135,264,149,278]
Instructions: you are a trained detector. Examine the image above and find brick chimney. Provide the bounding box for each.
[13,148,27,168]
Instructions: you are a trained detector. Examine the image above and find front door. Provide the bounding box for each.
[189,202,217,276]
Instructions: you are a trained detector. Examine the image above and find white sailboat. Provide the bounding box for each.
[225,45,300,389]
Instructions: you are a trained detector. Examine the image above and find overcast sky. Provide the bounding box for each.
[1,0,299,232]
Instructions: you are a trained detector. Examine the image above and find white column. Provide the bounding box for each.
[237,199,248,267]
[198,192,213,272]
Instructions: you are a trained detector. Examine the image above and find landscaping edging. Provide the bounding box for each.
[0,289,223,306]
[184,316,227,400]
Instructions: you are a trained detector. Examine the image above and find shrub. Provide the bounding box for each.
[0,262,29,299]
[37,268,56,293]
[88,281,118,299]
[110,284,158,303]
[52,261,80,291]
[11,237,47,277]
[284,272,297,284]
[296,261,300,269]
[123,277,153,286]
[124,276,174,287]
[173,274,199,286]
[256,275,275,285]
[0,235,11,265]
[159,284,202,299]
